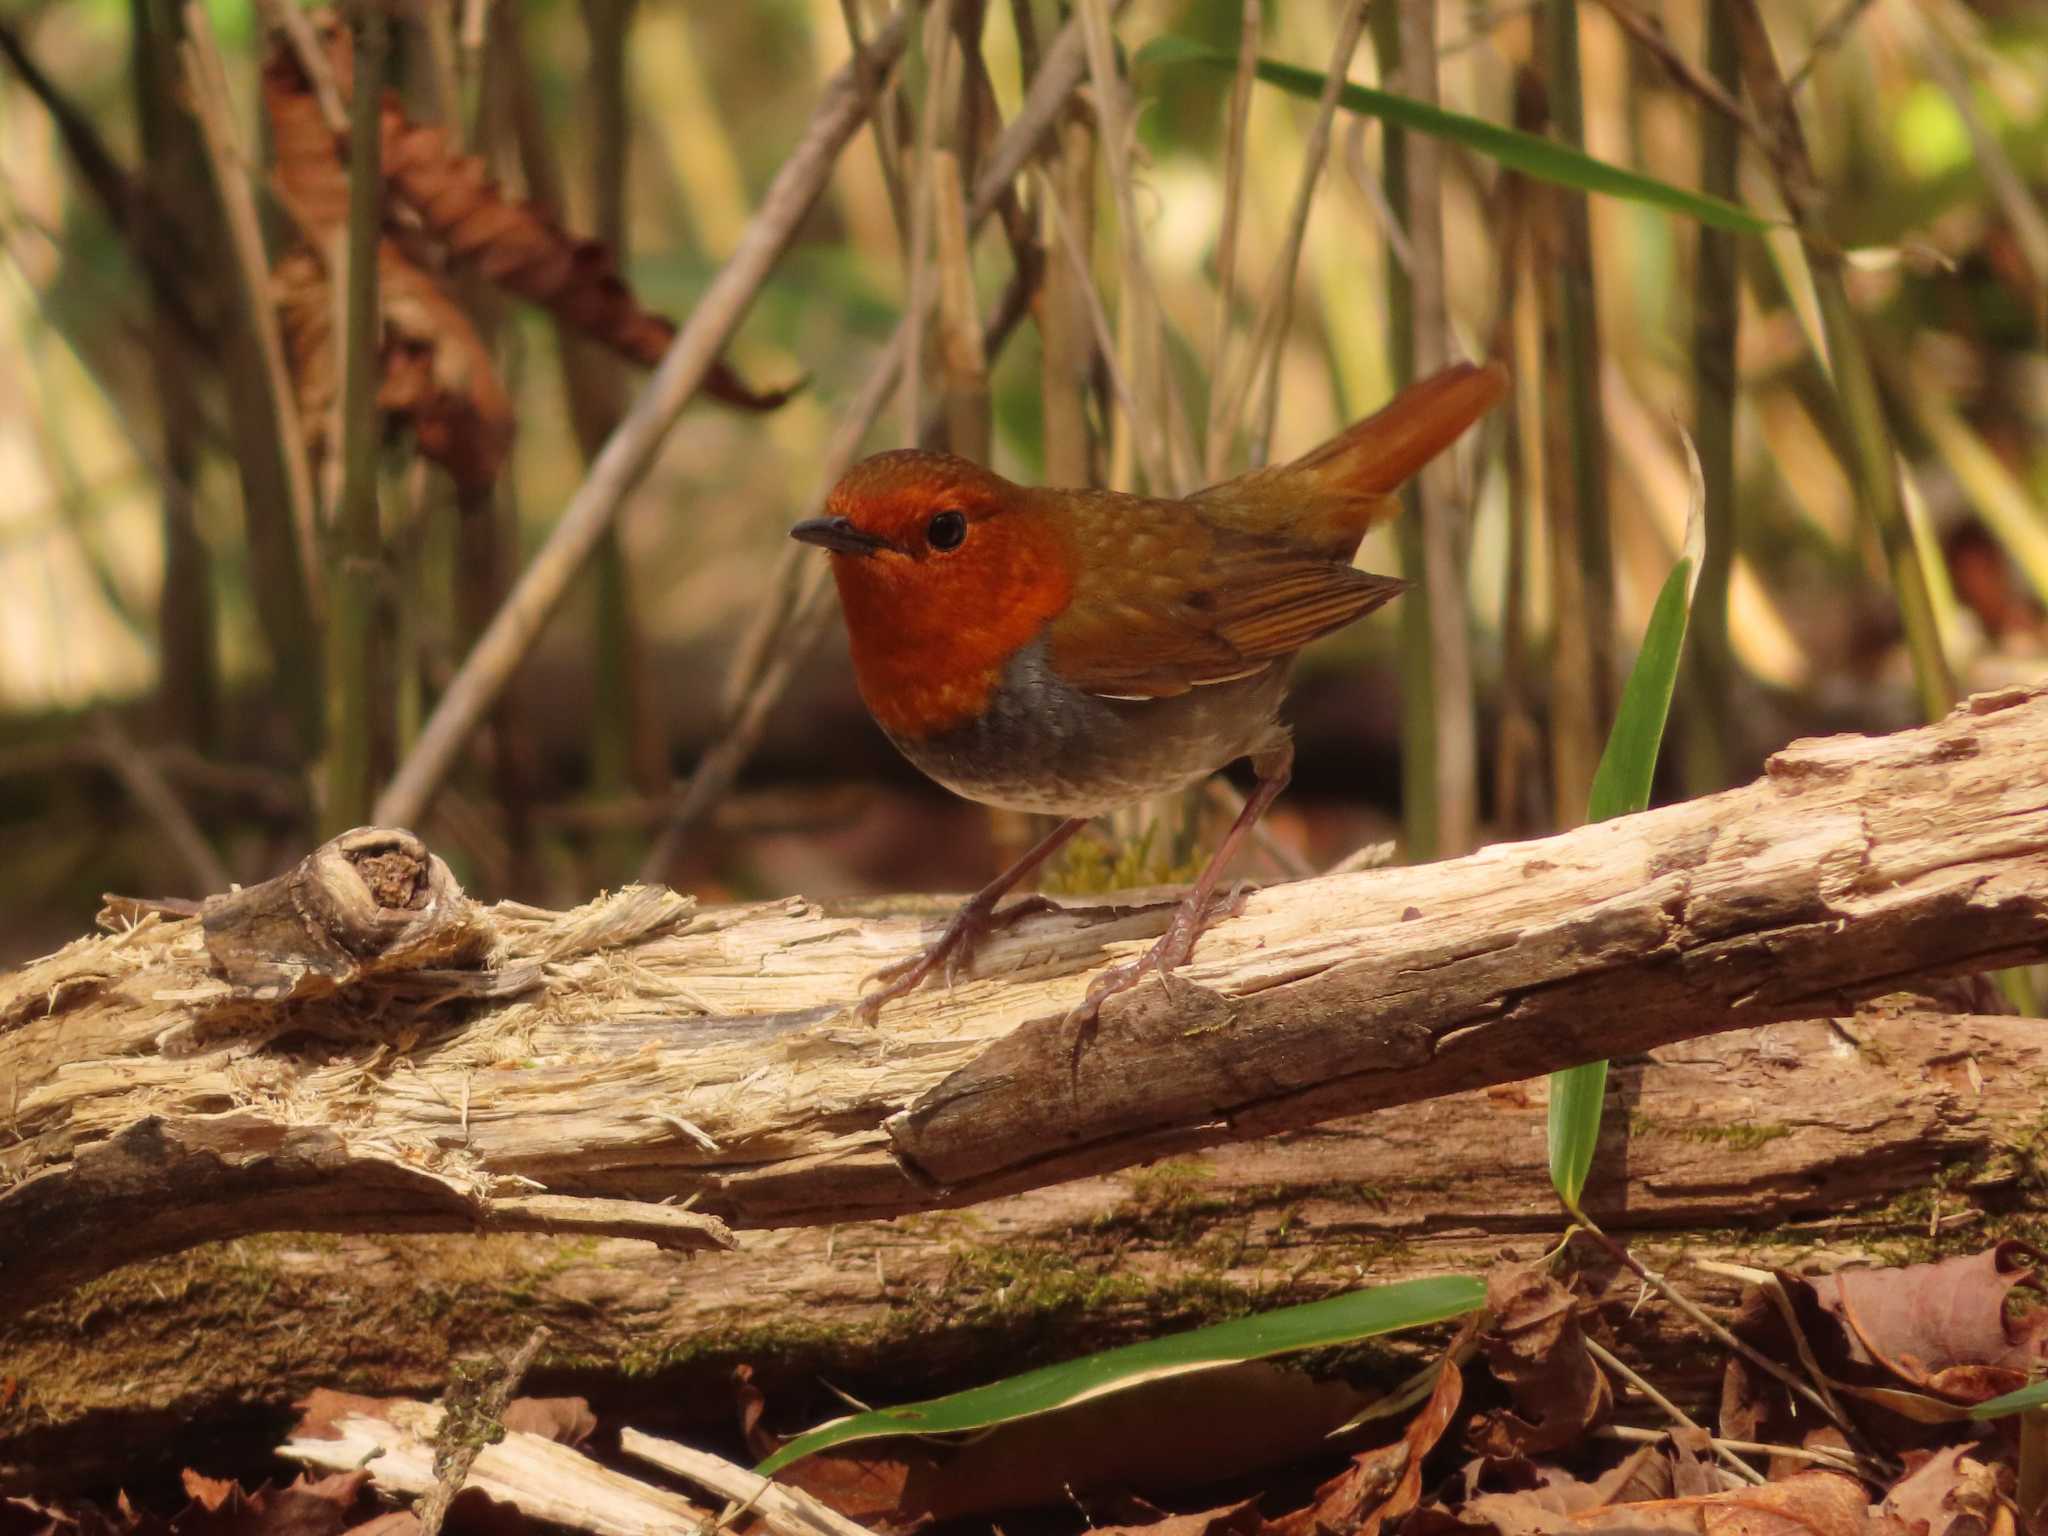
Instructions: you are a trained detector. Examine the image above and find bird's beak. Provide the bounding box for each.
[789,517,888,557]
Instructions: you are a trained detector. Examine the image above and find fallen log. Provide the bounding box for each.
[3,686,2046,1319]
[2,1002,2034,1491]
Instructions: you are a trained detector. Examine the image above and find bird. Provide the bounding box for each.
[791,358,1509,1026]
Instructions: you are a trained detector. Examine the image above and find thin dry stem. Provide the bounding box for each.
[1589,0,1765,146]
[620,1430,871,1536]
[1076,0,1189,492]
[90,713,231,893]
[1248,1,1369,468]
[1202,0,1260,482]
[1038,163,1147,454]
[253,0,348,136]
[415,1328,551,1536]
[1584,1337,1767,1487]
[1576,1227,1867,1453]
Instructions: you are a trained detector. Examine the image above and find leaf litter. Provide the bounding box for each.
[14,1243,2046,1536]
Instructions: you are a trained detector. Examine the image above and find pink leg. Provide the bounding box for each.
[855,816,1089,1024]
[1067,746,1293,1029]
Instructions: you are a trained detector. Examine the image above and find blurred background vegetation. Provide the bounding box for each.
[0,0,2043,970]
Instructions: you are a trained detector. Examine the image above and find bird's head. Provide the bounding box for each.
[791,450,1074,739]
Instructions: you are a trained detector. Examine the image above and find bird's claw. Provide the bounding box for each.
[850,894,1062,1024]
[1063,882,1255,1030]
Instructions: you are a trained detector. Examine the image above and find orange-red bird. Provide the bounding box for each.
[793,359,1508,1024]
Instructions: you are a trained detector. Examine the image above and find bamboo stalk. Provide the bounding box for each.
[1541,0,1613,828]
[131,0,217,753]
[1370,1,1437,860]
[1399,0,1476,858]
[579,0,657,884]
[178,3,326,760]
[1680,0,1741,796]
[1040,109,1097,487]
[321,2,390,836]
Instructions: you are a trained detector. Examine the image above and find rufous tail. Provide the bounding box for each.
[1288,359,1509,498]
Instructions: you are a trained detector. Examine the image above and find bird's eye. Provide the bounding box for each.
[925,510,968,551]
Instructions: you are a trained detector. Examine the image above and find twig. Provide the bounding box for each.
[1038,106,1096,487]
[1783,0,1881,98]
[0,17,206,346]
[1572,1224,1867,1452]
[1537,0,1613,827]
[620,1429,872,1536]
[1595,1426,1880,1482]
[252,0,349,137]
[1587,0,1765,147]
[90,714,231,894]
[1689,1258,1870,1458]
[1584,1337,1767,1487]
[374,1,927,830]
[415,1327,550,1536]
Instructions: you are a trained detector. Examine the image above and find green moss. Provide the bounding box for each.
[1628,1114,1792,1152]
[1043,824,1203,896]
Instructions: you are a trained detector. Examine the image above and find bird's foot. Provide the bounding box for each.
[1065,881,1253,1030]
[853,894,1062,1024]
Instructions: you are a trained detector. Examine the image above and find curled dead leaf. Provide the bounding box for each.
[1468,1258,1613,1458]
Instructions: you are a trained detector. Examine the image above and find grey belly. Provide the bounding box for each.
[886,641,1290,817]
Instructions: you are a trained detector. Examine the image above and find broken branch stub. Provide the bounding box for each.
[4,686,2048,1310]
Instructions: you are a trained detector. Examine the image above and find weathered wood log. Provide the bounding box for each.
[2,1002,2036,1492]
[4,687,2047,1319]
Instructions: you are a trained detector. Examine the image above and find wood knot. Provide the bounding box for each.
[200,826,488,1000]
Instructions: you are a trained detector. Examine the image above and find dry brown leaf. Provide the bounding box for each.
[1815,1246,2048,1402]
[1728,1247,2048,1457]
[496,1398,596,1448]
[259,11,795,499]
[1271,1351,1465,1536]
[1882,1444,2012,1536]
[1469,1259,1613,1457]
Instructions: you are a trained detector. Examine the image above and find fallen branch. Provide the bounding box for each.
[4,687,2047,1313]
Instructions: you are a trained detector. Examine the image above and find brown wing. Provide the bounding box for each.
[1047,514,1407,699]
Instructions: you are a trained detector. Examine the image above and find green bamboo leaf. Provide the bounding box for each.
[1138,36,1773,235]
[1971,1381,2048,1420]
[757,1273,1485,1476]
[1547,1060,1609,1213]
[1548,435,1706,1213]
